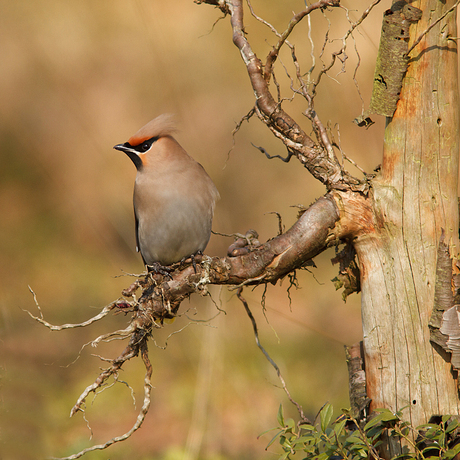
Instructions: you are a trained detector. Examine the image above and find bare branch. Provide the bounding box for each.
[314,0,383,95]
[136,195,341,318]
[221,0,365,191]
[70,328,147,417]
[263,0,341,82]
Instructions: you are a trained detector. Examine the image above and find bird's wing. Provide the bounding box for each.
[134,209,146,262]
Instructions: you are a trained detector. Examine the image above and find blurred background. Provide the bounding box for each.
[0,1,387,459]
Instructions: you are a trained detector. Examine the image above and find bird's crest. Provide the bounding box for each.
[128,114,177,146]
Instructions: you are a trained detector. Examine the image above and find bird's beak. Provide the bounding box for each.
[114,143,143,170]
[113,143,130,153]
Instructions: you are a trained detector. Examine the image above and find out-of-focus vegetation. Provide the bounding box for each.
[268,404,460,460]
[1,1,386,459]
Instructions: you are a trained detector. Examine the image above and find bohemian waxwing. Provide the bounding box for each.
[114,114,220,269]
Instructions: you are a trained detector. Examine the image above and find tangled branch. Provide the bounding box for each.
[55,339,153,460]
[204,0,367,191]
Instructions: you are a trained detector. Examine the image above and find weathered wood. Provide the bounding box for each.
[354,0,460,454]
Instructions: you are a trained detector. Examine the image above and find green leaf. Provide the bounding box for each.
[316,452,329,460]
[265,430,283,450]
[333,418,347,436]
[285,418,296,431]
[416,423,438,431]
[444,443,460,460]
[379,411,399,422]
[372,408,399,421]
[302,443,317,453]
[446,418,459,433]
[320,404,334,433]
[346,433,366,446]
[292,435,314,446]
[353,448,368,458]
[259,426,278,438]
[392,454,416,460]
[366,425,384,441]
[442,415,451,424]
[421,445,440,455]
[364,416,383,431]
[277,404,285,428]
[301,424,317,432]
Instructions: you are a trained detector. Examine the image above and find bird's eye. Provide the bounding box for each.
[141,143,150,152]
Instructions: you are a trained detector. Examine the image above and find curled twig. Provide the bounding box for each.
[25,286,119,330]
[251,143,294,163]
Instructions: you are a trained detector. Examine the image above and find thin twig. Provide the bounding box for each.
[70,343,139,417]
[407,0,460,55]
[237,288,312,424]
[246,0,282,38]
[225,107,256,164]
[55,340,153,460]
[314,0,383,95]
[264,0,341,81]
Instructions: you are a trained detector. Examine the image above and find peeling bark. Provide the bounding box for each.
[430,232,455,349]
[369,1,422,117]
[345,341,371,420]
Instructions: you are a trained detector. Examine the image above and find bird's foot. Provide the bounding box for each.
[146,262,173,279]
[180,251,203,273]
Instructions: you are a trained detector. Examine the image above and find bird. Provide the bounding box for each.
[114,114,219,272]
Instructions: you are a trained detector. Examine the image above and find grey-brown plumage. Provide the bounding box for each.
[114,114,219,267]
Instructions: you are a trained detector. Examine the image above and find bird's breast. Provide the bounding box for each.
[133,169,217,266]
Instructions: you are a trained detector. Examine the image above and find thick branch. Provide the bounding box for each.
[137,195,340,319]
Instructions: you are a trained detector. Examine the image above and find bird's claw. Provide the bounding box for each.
[180,251,203,273]
[146,262,173,279]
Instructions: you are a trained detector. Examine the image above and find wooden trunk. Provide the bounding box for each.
[354,0,460,454]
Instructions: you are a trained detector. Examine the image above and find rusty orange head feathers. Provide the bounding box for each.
[127,114,177,147]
